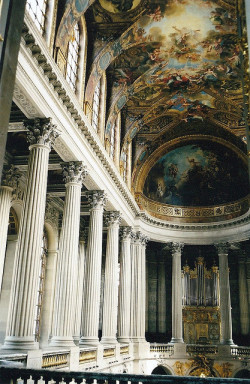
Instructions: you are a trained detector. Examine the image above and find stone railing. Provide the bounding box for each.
[0,353,27,366]
[187,345,219,355]
[0,366,249,384]
[231,346,250,358]
[150,343,174,356]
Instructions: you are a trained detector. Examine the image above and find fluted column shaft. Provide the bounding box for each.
[171,243,184,343]
[101,212,121,344]
[118,227,132,343]
[238,254,249,335]
[80,191,106,345]
[0,166,20,292]
[50,162,86,347]
[130,232,148,341]
[0,186,13,292]
[74,234,87,343]
[217,244,234,345]
[4,118,58,350]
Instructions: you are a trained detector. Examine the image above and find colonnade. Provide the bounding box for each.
[0,118,149,350]
[0,117,248,351]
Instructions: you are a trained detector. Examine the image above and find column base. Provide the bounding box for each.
[2,336,39,350]
[117,337,131,343]
[220,339,235,345]
[79,336,99,346]
[101,337,117,345]
[49,336,75,348]
[170,338,184,343]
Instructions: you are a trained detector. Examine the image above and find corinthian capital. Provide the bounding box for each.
[1,165,22,190]
[171,242,184,254]
[104,211,121,227]
[87,190,107,209]
[216,243,229,255]
[25,118,59,148]
[62,161,88,185]
[134,231,149,246]
[120,226,132,241]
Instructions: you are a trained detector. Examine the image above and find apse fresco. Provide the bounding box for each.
[143,142,249,207]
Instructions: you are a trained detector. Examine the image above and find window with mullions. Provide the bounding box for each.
[92,79,101,131]
[110,121,115,159]
[66,23,80,91]
[26,0,48,34]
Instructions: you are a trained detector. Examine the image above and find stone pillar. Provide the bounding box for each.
[74,229,87,344]
[80,191,107,345]
[117,227,132,343]
[0,166,20,292]
[4,118,58,350]
[158,261,167,334]
[238,252,249,335]
[50,162,87,347]
[171,243,184,344]
[130,232,148,342]
[101,211,121,344]
[217,244,234,345]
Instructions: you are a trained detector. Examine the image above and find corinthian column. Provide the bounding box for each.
[117,227,132,343]
[4,118,58,350]
[171,243,184,344]
[0,166,20,292]
[101,211,121,344]
[217,243,234,345]
[50,162,87,347]
[130,232,148,341]
[80,191,107,345]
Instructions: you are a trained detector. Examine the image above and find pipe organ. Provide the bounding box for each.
[182,257,221,344]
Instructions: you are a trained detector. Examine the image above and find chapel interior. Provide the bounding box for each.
[0,0,250,382]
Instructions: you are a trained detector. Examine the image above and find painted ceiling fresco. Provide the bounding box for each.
[143,141,249,206]
[56,0,249,209]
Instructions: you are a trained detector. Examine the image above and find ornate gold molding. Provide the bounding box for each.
[135,193,249,223]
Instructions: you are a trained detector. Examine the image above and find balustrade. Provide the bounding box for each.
[0,367,249,384]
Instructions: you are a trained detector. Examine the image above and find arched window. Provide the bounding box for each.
[66,23,80,91]
[109,113,121,167]
[91,74,107,139]
[26,0,48,34]
[92,79,101,132]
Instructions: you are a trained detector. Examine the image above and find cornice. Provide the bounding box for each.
[136,209,250,232]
